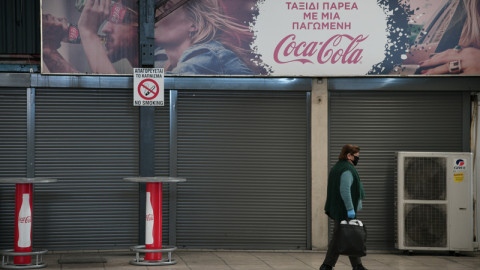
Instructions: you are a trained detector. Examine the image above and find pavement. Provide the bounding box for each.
[5,249,479,270]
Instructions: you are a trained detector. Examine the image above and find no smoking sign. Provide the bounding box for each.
[133,68,164,106]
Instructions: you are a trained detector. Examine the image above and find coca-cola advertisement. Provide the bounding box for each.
[41,0,480,76]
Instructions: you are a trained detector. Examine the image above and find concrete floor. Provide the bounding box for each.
[7,250,479,270]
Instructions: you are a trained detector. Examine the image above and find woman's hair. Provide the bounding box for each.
[183,0,261,71]
[459,0,480,48]
[338,144,360,160]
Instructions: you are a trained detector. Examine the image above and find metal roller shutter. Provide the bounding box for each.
[0,89,27,249]
[175,91,310,249]
[328,91,466,250]
[33,88,139,250]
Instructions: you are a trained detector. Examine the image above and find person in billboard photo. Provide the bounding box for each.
[402,0,480,75]
[42,14,82,74]
[320,144,367,270]
[42,0,138,74]
[153,0,261,75]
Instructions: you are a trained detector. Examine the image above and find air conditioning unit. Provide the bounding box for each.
[395,152,475,252]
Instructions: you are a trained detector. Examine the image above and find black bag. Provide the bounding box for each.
[336,219,367,257]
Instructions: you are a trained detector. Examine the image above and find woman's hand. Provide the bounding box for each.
[78,0,110,37]
[419,46,480,75]
[77,0,117,74]
[402,43,438,65]
[42,14,69,49]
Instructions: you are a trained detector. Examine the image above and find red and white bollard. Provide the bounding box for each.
[145,182,163,261]
[14,183,33,265]
[125,177,186,266]
[1,177,55,269]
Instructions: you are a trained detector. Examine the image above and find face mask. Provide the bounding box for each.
[352,156,359,166]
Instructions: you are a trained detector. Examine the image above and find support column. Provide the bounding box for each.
[139,106,155,244]
[138,0,156,244]
[311,78,329,250]
[125,177,186,266]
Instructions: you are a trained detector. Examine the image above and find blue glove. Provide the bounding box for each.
[347,209,356,219]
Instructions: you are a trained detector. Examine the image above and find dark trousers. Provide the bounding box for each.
[323,219,362,267]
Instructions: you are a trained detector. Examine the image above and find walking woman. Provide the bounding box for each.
[320,144,367,270]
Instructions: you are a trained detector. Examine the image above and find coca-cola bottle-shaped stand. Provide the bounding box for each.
[0,177,57,269]
[16,191,32,263]
[124,177,186,266]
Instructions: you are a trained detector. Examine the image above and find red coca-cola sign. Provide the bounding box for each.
[274,34,367,64]
[19,216,32,223]
[109,3,127,24]
[68,25,80,42]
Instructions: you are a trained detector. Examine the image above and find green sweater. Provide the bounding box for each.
[324,160,365,220]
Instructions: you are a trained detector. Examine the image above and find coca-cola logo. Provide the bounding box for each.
[251,0,389,76]
[68,26,79,40]
[109,3,127,24]
[19,216,32,223]
[274,34,367,64]
[146,214,154,221]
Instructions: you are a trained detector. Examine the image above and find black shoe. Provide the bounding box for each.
[352,264,368,270]
[320,264,333,270]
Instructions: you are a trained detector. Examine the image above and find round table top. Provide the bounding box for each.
[123,177,187,183]
[0,177,58,184]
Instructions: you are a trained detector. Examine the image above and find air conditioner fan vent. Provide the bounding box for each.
[404,157,446,200]
[404,203,447,248]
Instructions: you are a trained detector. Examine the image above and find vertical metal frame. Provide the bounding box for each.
[463,92,471,152]
[139,0,155,66]
[305,91,312,249]
[139,107,156,175]
[138,107,156,244]
[26,87,36,244]
[27,88,35,178]
[168,90,178,245]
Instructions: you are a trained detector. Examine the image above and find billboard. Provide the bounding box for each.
[41,0,480,76]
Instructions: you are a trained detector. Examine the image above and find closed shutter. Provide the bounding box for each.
[0,89,27,249]
[329,91,465,250]
[33,88,139,250]
[176,91,310,249]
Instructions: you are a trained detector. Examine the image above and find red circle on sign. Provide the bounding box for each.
[138,79,160,100]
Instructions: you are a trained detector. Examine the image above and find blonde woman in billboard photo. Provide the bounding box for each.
[153,0,263,75]
[403,0,480,75]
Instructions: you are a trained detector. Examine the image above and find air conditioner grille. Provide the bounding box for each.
[404,203,447,248]
[404,157,446,200]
